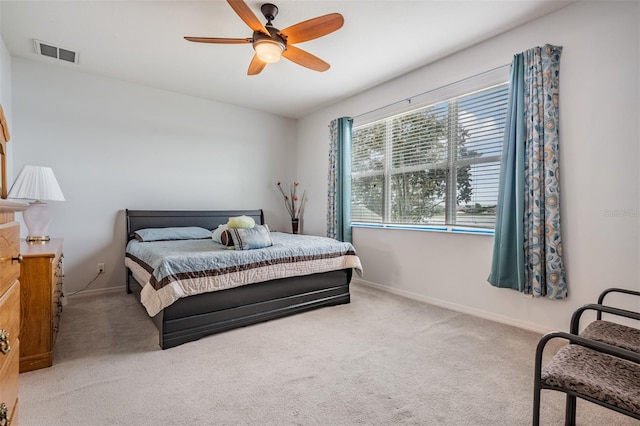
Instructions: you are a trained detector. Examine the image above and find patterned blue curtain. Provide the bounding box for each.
[489,44,567,299]
[327,117,353,242]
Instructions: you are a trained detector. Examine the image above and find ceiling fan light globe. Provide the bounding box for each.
[254,40,283,63]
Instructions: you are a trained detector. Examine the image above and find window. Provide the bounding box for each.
[351,82,509,231]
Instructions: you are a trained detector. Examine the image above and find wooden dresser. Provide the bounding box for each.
[0,200,27,426]
[19,238,64,373]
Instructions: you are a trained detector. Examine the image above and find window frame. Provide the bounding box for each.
[351,66,510,235]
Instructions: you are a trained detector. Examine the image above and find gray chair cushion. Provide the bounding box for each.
[582,320,640,353]
[541,344,640,415]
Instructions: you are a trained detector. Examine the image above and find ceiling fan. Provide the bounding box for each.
[184,0,344,75]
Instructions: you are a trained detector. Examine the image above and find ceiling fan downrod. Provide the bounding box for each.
[260,3,279,26]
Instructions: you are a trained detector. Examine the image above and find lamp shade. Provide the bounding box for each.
[7,165,65,201]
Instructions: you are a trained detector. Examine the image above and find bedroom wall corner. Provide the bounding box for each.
[0,27,14,181]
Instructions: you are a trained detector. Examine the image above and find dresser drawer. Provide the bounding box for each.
[0,222,20,296]
[0,282,20,414]
[0,281,20,361]
[0,338,19,422]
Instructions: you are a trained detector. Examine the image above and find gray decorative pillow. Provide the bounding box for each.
[228,224,273,250]
[134,227,212,242]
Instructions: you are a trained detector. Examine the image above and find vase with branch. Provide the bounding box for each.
[276,181,306,234]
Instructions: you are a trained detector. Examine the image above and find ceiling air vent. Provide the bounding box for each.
[33,40,79,64]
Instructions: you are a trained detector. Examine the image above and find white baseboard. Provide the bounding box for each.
[65,279,553,335]
[352,278,553,335]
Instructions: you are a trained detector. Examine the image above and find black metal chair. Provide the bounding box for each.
[533,288,640,425]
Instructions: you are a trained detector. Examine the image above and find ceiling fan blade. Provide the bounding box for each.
[248,55,267,75]
[227,0,270,36]
[279,13,344,44]
[184,36,252,44]
[282,45,330,72]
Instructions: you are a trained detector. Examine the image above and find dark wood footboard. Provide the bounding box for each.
[127,268,351,349]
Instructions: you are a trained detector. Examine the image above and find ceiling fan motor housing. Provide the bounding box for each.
[260,3,279,23]
[253,27,286,51]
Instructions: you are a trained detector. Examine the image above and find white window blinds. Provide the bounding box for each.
[352,82,509,229]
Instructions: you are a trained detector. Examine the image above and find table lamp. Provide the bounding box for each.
[7,165,65,242]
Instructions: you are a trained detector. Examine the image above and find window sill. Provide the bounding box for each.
[351,222,494,236]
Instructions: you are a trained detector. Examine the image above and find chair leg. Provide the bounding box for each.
[533,334,549,426]
[564,394,577,426]
[533,378,542,426]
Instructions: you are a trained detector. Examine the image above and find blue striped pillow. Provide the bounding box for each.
[228,224,273,250]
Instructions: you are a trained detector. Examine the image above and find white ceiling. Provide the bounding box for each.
[1,1,573,119]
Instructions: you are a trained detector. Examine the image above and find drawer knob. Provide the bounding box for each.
[10,254,22,264]
[0,329,9,355]
[0,402,9,426]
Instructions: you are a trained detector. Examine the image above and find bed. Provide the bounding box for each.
[125,209,361,349]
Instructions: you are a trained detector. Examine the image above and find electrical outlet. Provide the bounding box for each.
[97,263,105,274]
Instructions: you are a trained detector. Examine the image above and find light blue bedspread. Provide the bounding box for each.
[125,232,362,316]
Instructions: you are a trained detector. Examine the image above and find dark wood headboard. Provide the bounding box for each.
[125,209,265,240]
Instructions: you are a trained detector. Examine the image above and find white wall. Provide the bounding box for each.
[297,1,640,333]
[11,58,297,293]
[0,11,14,183]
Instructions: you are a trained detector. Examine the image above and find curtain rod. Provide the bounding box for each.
[353,63,510,120]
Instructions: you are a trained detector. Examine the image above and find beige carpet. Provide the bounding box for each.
[19,283,637,425]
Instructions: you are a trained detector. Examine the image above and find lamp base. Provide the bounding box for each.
[23,201,54,242]
[26,235,51,243]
